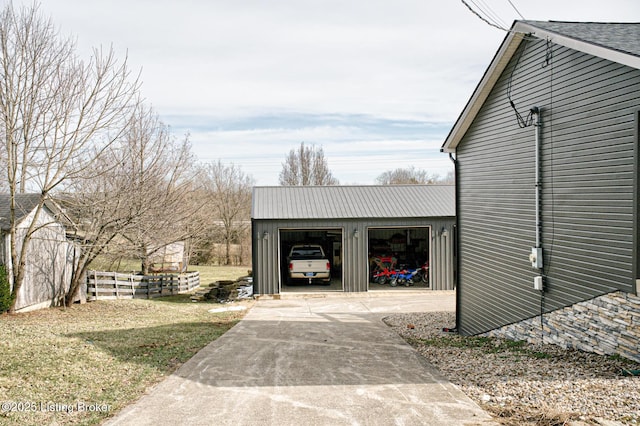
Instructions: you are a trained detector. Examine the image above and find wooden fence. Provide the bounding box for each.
[87,270,200,300]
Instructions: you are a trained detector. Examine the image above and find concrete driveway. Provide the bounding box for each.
[106,291,496,426]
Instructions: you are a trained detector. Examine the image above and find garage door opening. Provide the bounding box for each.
[279,229,343,293]
[368,227,430,290]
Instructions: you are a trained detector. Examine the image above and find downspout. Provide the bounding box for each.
[449,151,460,332]
[251,218,257,296]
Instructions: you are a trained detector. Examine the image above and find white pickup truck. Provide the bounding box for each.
[286,244,331,285]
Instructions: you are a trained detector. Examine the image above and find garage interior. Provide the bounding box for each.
[280,229,343,292]
[368,227,430,290]
[278,227,431,293]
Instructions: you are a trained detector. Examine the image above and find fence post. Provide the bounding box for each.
[92,271,97,301]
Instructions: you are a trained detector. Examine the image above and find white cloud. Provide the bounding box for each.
[184,114,451,185]
[32,0,640,184]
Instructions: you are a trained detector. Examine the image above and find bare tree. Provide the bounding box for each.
[203,161,253,265]
[57,148,138,305]
[62,105,205,303]
[279,142,339,186]
[441,170,455,184]
[119,107,202,274]
[0,126,6,192]
[0,2,139,312]
[375,167,440,185]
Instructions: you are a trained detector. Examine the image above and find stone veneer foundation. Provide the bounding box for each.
[482,291,640,362]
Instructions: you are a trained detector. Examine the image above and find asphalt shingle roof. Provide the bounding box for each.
[252,185,455,220]
[0,194,42,230]
[523,21,640,59]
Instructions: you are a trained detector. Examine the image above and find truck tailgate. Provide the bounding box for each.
[291,260,328,273]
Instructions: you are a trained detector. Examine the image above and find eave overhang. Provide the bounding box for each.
[441,20,640,154]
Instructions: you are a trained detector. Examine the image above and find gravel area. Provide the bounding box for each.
[383,311,640,426]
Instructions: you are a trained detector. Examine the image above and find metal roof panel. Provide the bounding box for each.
[252,185,455,220]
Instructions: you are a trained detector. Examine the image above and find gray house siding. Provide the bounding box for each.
[636,111,640,292]
[252,217,455,295]
[456,38,639,335]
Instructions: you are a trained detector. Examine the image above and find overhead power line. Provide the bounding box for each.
[460,0,527,30]
[475,0,509,29]
[460,0,507,31]
[507,0,525,20]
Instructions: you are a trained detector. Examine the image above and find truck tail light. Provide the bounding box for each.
[289,262,293,271]
[326,262,330,270]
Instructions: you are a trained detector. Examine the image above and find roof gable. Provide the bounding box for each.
[442,20,640,153]
[0,194,42,230]
[252,185,455,220]
[0,194,69,231]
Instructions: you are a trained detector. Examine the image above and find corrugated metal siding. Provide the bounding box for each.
[456,39,639,335]
[252,217,456,294]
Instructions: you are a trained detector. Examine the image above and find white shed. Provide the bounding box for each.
[0,194,80,312]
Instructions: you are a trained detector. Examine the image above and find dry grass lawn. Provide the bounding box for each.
[0,269,252,425]
[192,264,251,286]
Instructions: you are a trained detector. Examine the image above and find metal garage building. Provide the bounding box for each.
[251,185,456,296]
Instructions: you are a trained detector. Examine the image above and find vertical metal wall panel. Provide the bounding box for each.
[456,39,640,335]
[434,225,454,291]
[345,220,366,293]
[252,217,456,294]
[252,221,279,296]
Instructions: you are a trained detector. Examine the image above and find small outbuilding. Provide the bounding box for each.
[0,194,80,311]
[251,185,456,296]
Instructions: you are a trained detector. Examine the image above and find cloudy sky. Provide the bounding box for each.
[35,0,640,185]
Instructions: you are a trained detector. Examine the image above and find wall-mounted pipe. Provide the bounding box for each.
[526,107,544,271]
[530,106,544,275]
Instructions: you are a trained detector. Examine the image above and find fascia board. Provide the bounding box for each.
[441,29,526,153]
[520,22,640,71]
[442,21,640,154]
